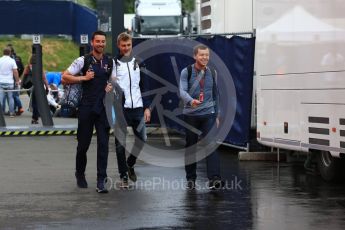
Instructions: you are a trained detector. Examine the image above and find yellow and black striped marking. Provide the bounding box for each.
[0,129,115,136]
[0,130,78,136]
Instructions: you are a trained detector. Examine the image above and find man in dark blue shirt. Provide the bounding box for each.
[62,31,114,193]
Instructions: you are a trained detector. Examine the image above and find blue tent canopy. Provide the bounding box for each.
[0,1,97,44]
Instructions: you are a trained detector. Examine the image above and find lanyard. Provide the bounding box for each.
[195,67,206,92]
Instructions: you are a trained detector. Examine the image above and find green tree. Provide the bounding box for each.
[77,0,96,9]
[125,0,135,13]
[182,0,195,12]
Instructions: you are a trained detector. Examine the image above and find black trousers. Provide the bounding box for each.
[115,107,146,178]
[76,105,110,181]
[184,113,220,181]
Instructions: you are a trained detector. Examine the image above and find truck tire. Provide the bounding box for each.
[317,150,342,181]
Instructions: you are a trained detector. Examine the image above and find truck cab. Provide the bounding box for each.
[132,0,185,37]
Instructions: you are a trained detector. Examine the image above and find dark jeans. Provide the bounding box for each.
[184,113,220,181]
[31,92,39,120]
[13,88,22,110]
[76,105,110,181]
[115,107,146,178]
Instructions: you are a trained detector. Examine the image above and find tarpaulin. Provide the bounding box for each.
[132,35,255,147]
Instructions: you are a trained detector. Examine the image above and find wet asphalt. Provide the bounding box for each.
[1,134,345,230]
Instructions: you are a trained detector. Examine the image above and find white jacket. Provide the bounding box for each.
[115,56,143,109]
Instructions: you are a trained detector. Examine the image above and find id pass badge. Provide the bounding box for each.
[199,92,204,102]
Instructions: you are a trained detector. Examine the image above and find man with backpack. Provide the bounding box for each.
[62,31,114,193]
[179,44,224,190]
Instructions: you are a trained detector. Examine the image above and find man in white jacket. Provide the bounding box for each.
[113,32,151,187]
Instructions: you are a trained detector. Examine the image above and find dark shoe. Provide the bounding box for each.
[186,179,196,190]
[96,180,109,193]
[16,108,24,116]
[31,119,39,124]
[75,173,88,188]
[208,176,225,190]
[127,166,137,182]
[120,175,129,188]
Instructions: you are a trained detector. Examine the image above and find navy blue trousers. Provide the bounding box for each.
[184,113,221,181]
[115,107,146,178]
[76,105,110,181]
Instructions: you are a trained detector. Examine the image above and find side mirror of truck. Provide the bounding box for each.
[182,13,191,35]
[132,16,141,33]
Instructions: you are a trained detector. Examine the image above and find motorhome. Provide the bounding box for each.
[198,0,345,181]
[256,0,345,181]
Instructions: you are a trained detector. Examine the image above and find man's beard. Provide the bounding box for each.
[94,47,104,54]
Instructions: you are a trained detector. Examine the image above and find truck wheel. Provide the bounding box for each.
[317,150,341,181]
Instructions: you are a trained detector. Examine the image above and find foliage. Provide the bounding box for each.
[76,0,96,9]
[125,0,135,13]
[182,0,195,12]
[0,37,79,73]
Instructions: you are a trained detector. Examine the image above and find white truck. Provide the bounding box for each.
[198,0,345,181]
[132,0,189,37]
[197,0,254,34]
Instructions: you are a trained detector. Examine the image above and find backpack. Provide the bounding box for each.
[14,55,24,77]
[21,67,33,89]
[60,54,113,117]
